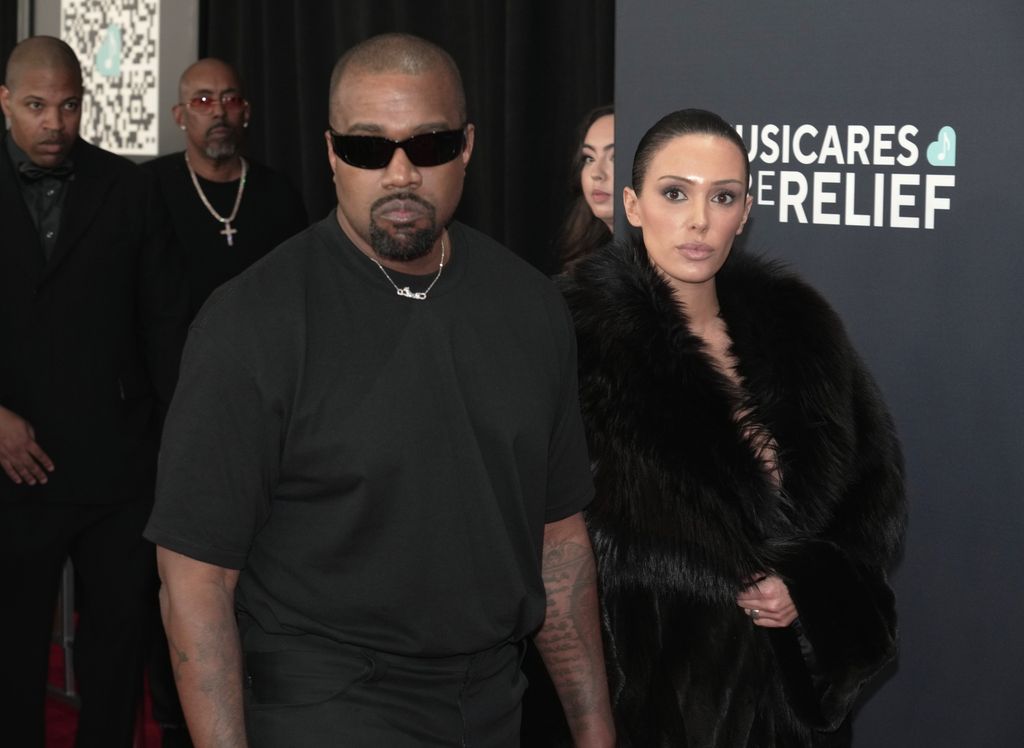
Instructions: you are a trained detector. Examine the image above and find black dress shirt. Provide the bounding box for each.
[5,137,73,262]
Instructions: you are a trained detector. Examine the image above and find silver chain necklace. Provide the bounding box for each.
[370,235,447,300]
[185,153,248,247]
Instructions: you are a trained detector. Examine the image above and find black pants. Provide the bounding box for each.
[0,499,156,748]
[243,641,526,747]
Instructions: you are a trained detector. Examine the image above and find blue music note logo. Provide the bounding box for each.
[95,24,122,78]
[926,126,956,167]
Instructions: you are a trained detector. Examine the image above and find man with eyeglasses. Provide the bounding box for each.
[0,36,187,747]
[144,58,307,321]
[146,32,615,748]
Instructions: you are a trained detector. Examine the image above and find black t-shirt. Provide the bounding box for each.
[145,215,593,657]
[143,153,308,319]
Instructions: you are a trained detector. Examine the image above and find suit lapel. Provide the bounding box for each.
[0,143,48,283]
[43,140,115,280]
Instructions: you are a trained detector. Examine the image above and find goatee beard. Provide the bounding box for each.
[368,193,438,262]
[203,120,242,160]
[204,139,239,160]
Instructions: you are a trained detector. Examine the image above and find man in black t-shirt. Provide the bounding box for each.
[145,58,307,320]
[146,33,615,748]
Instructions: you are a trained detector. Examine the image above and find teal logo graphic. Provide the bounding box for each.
[927,126,956,167]
[95,24,122,78]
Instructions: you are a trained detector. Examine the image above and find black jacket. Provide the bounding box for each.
[0,136,187,503]
[558,241,906,747]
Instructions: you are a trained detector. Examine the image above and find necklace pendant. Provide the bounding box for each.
[375,235,446,301]
[391,284,423,299]
[220,221,237,247]
[395,286,428,300]
[185,154,248,248]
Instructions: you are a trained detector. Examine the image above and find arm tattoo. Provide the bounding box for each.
[166,606,248,746]
[166,631,190,683]
[536,538,603,721]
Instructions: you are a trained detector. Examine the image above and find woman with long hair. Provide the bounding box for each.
[554,105,614,271]
[559,108,906,746]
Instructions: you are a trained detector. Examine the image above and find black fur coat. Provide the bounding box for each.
[558,241,906,747]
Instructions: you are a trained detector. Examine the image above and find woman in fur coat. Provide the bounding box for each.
[557,109,906,747]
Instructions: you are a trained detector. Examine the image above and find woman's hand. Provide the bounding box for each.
[736,574,798,627]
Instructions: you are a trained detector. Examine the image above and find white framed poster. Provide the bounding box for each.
[60,0,161,155]
[26,0,198,159]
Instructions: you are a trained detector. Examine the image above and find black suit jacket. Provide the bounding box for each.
[0,136,188,503]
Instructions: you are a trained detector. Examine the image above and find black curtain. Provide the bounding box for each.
[200,0,614,272]
[0,0,18,118]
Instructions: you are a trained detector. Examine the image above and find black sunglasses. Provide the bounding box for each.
[328,128,466,169]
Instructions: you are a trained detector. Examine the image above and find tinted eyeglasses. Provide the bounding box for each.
[185,93,247,113]
[328,128,466,169]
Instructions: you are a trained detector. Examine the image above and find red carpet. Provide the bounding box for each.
[46,642,162,748]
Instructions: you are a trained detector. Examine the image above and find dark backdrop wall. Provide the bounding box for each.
[199,0,615,272]
[0,0,16,85]
[617,1,1024,746]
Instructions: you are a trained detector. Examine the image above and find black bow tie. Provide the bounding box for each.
[19,160,75,182]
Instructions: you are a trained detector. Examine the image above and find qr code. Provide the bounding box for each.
[61,0,160,156]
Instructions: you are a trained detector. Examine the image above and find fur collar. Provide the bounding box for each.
[560,240,896,605]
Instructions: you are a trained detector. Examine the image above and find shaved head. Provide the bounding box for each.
[329,33,466,124]
[1,36,82,166]
[178,57,243,101]
[4,35,81,91]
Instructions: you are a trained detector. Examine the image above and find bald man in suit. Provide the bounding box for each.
[0,36,187,747]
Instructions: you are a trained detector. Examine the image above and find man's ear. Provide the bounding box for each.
[324,129,339,177]
[460,123,475,168]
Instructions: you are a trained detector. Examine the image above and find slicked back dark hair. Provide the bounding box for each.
[631,108,749,193]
